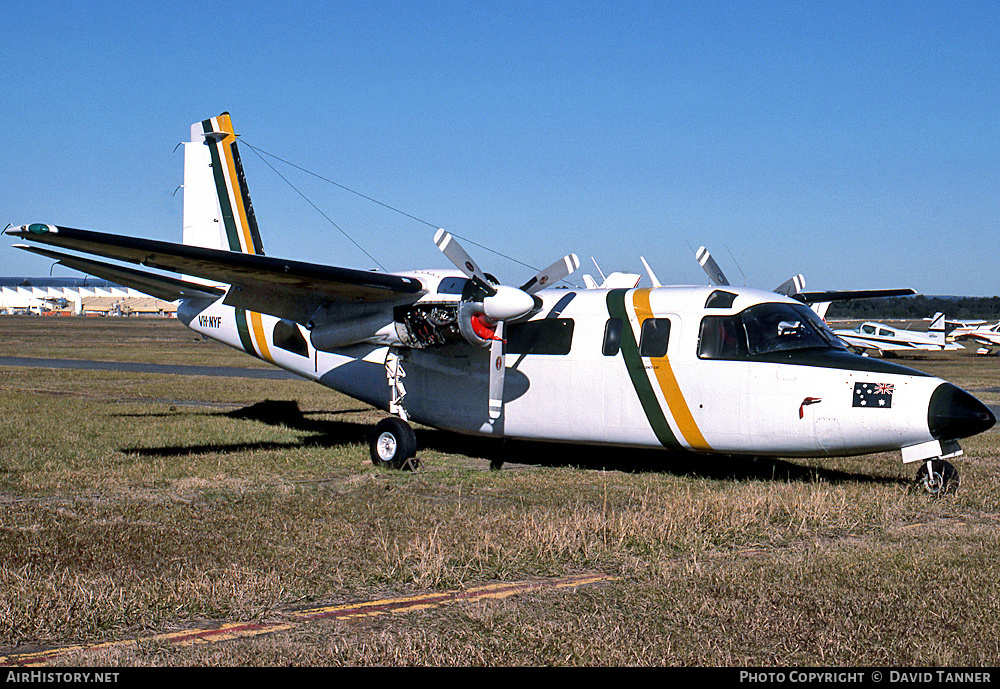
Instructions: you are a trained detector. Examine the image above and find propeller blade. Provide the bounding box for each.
[488,321,505,421]
[433,229,497,295]
[519,254,581,294]
[773,274,805,297]
[695,246,730,286]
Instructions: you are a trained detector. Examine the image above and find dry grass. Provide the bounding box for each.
[1,316,1000,666]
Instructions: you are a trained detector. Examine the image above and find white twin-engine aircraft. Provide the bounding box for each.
[6,113,995,494]
[952,322,1000,356]
[833,313,966,356]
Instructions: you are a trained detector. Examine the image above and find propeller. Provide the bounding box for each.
[433,229,579,422]
[773,274,806,297]
[695,246,730,286]
[697,246,806,298]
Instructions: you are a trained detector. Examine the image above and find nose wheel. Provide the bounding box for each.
[369,417,418,470]
[914,459,959,496]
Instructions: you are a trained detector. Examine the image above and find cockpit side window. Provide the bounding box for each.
[437,276,468,294]
[705,290,738,309]
[699,303,845,360]
[638,318,671,357]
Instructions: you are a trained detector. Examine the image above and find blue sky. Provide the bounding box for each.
[2,1,997,296]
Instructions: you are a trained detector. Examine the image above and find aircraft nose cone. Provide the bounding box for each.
[928,383,996,440]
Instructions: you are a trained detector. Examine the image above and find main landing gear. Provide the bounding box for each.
[369,417,418,470]
[914,458,959,496]
[370,347,419,470]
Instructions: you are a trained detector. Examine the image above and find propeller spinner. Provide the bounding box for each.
[433,229,579,421]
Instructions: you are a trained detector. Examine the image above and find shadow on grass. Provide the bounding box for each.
[120,399,909,487]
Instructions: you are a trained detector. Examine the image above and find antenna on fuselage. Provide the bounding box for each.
[726,246,747,287]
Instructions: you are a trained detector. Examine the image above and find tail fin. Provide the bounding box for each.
[928,312,946,342]
[183,113,264,255]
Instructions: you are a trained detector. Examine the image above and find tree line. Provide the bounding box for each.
[825,295,1000,321]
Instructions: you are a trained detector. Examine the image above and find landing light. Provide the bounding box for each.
[27,224,54,235]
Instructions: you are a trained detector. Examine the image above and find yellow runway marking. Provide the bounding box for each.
[0,573,616,666]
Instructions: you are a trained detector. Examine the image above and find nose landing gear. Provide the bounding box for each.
[914,459,959,496]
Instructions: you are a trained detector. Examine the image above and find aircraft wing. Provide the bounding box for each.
[957,332,1000,347]
[793,288,917,304]
[834,334,904,353]
[13,244,227,302]
[6,224,425,324]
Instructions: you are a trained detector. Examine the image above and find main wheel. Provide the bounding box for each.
[369,417,417,470]
[915,459,959,496]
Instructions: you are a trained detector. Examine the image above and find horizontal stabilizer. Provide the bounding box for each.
[13,245,226,302]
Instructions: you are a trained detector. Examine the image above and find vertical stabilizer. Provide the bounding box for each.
[928,312,946,342]
[183,113,264,255]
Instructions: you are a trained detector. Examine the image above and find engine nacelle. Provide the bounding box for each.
[457,301,498,347]
[309,312,405,351]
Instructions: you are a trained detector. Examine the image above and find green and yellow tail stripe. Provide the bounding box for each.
[631,289,711,451]
[235,309,273,362]
[201,113,264,256]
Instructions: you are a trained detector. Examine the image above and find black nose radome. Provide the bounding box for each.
[928,383,996,440]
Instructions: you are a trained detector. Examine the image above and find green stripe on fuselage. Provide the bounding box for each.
[606,289,679,448]
[235,309,259,359]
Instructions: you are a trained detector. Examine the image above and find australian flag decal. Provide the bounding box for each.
[853,382,894,408]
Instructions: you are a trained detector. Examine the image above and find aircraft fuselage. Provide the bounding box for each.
[179,281,994,464]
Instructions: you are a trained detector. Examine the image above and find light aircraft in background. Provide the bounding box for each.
[832,313,965,356]
[6,113,995,495]
[953,322,1000,356]
[940,317,986,339]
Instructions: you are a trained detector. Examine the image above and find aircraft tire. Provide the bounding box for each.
[370,417,417,470]
[914,459,959,496]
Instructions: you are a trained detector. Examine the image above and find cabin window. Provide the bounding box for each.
[506,318,574,355]
[878,328,894,337]
[861,324,876,335]
[698,315,748,359]
[638,318,671,357]
[273,319,309,357]
[602,318,623,356]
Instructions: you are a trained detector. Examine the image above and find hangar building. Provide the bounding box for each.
[0,277,177,317]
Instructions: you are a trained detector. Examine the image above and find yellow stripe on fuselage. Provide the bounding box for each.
[632,289,711,451]
[249,310,273,362]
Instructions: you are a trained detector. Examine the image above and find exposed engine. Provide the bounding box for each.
[397,302,463,348]
[396,300,502,349]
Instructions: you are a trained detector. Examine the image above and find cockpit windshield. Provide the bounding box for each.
[698,302,847,360]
